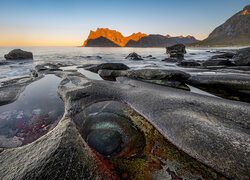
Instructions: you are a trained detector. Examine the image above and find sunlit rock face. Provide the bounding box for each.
[83,28,147,47]
[83,28,199,47]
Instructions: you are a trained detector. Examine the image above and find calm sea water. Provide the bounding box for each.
[0,47,241,82]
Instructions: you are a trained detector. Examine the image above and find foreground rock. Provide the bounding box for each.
[166,44,186,59]
[62,75,249,180]
[86,63,129,73]
[4,49,33,60]
[125,52,143,60]
[0,67,249,179]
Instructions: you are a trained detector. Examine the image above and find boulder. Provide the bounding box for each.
[4,49,33,60]
[177,60,201,67]
[166,44,186,59]
[86,63,129,73]
[232,47,250,66]
[125,52,143,60]
[202,59,234,66]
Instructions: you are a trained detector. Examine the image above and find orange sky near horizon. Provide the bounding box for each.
[0,31,208,47]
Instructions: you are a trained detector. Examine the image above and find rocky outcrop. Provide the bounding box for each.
[125,52,143,60]
[202,47,250,66]
[193,5,250,46]
[166,44,186,59]
[83,28,199,47]
[83,28,147,47]
[84,36,120,47]
[232,47,250,66]
[4,49,33,60]
[86,63,129,73]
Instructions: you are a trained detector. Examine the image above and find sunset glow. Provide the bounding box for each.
[0,0,249,47]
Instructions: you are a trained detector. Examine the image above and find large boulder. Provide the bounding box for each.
[86,63,129,73]
[232,47,250,66]
[125,52,143,60]
[166,44,186,59]
[4,49,33,60]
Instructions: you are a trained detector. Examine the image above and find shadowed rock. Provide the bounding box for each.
[166,44,186,59]
[232,47,250,66]
[4,49,33,60]
[86,63,129,73]
[125,52,143,60]
[177,60,201,67]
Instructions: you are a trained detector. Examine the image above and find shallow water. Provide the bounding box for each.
[0,46,243,82]
[0,74,64,148]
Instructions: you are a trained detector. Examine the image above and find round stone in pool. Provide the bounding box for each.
[86,129,123,156]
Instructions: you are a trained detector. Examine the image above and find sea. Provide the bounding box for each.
[0,46,243,83]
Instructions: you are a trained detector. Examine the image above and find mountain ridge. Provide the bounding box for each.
[83,28,199,47]
[191,5,250,47]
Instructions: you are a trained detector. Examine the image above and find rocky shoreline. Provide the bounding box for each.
[0,46,250,179]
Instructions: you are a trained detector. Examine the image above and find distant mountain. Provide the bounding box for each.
[192,5,250,47]
[125,35,176,47]
[82,28,199,47]
[169,35,200,45]
[83,28,147,47]
[84,36,120,47]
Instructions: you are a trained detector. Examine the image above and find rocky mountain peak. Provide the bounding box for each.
[83,28,147,47]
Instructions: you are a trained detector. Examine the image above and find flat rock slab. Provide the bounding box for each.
[60,76,250,180]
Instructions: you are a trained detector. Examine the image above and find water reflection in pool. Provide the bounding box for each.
[0,75,64,148]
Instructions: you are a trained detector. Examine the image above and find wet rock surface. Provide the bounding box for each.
[4,49,33,60]
[86,63,129,73]
[0,58,249,179]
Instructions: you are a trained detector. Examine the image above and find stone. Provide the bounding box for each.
[202,59,234,66]
[166,44,186,59]
[126,69,191,81]
[177,60,201,67]
[86,63,129,73]
[98,69,190,82]
[125,52,143,60]
[4,49,33,60]
[232,47,250,66]
[86,129,122,156]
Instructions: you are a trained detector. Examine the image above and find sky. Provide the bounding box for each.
[0,0,249,47]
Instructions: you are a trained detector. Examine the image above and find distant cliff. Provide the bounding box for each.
[192,5,250,47]
[83,28,147,47]
[83,28,199,47]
